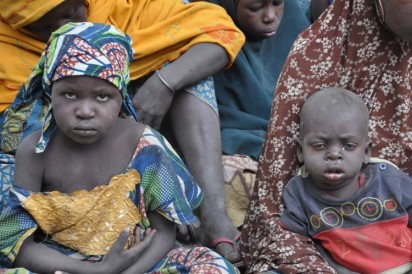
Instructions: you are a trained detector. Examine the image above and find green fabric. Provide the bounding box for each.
[209,0,310,159]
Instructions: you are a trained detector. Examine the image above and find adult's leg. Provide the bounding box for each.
[168,91,241,263]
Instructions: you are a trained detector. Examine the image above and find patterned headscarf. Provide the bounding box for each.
[0,0,64,29]
[27,22,136,152]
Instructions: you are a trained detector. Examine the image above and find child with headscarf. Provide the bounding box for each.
[0,22,240,274]
[0,0,246,262]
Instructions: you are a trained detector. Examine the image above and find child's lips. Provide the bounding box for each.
[324,172,344,181]
[324,168,344,181]
[73,127,97,137]
[261,28,277,37]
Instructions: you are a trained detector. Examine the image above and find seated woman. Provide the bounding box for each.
[0,0,245,262]
[204,0,309,231]
[0,22,240,274]
[240,0,412,272]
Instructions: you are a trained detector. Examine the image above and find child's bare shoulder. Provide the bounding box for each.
[117,118,145,144]
[15,131,43,157]
[14,131,45,191]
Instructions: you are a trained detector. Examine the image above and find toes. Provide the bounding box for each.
[176,224,190,243]
[214,241,242,263]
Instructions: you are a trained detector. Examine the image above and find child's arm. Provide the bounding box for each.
[13,227,154,274]
[121,211,176,274]
[14,132,44,192]
[12,133,157,273]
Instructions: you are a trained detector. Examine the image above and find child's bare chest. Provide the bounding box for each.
[42,147,132,193]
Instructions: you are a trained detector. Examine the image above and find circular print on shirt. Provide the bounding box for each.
[320,207,343,228]
[358,197,383,221]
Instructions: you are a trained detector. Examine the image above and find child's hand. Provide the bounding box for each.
[126,227,155,249]
[99,226,156,273]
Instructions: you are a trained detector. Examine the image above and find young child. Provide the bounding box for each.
[279,87,412,274]
[0,22,239,274]
[0,1,245,263]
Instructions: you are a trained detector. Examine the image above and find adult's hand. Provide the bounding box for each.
[132,43,228,130]
[132,70,174,130]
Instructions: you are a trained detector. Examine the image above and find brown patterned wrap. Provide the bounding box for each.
[240,0,412,272]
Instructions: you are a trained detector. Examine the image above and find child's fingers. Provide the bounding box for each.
[128,229,156,252]
[144,227,152,238]
[129,227,140,246]
[144,228,156,241]
[111,227,131,251]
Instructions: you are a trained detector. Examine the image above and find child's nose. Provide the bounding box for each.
[75,101,95,119]
[326,147,343,161]
[262,6,280,24]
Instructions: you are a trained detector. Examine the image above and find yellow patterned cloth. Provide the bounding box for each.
[0,0,245,112]
[22,169,141,256]
[0,0,64,29]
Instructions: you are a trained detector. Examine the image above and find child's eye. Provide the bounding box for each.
[97,94,109,102]
[64,92,77,99]
[247,4,262,12]
[312,143,326,150]
[342,143,357,151]
[272,0,283,6]
[248,7,260,12]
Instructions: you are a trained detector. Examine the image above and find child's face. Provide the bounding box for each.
[236,0,284,40]
[25,0,87,42]
[51,76,122,145]
[297,109,371,192]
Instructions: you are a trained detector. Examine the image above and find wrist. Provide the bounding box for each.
[156,70,176,94]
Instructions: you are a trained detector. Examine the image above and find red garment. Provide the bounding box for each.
[240,0,412,272]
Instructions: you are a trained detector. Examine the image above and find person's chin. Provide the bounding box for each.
[247,31,274,41]
[70,130,101,144]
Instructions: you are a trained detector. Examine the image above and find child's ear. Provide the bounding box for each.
[295,137,304,164]
[363,139,372,165]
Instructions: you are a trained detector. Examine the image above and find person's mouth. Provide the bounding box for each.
[73,127,97,137]
[261,28,277,37]
[324,167,344,181]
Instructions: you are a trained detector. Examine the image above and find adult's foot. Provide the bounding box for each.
[197,202,242,264]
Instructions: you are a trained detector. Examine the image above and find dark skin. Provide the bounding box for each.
[310,0,330,22]
[13,76,175,274]
[24,0,240,262]
[294,88,372,274]
[297,88,372,199]
[379,0,412,43]
[131,44,241,262]
[24,0,87,42]
[236,0,284,40]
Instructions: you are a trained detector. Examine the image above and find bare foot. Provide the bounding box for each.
[197,202,242,264]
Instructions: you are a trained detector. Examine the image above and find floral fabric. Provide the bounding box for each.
[240,0,412,273]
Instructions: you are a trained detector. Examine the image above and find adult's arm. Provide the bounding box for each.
[132,42,228,129]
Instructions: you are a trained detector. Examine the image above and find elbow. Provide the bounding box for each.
[214,44,229,69]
